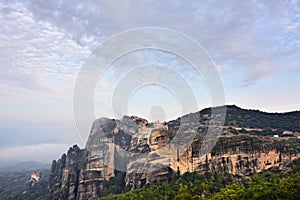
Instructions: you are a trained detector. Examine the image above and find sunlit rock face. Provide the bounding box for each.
[191,136,300,176]
[125,124,173,189]
[48,109,300,199]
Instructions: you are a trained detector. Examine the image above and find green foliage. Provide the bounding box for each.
[96,167,300,200]
[97,172,236,200]
[0,169,49,200]
[224,105,300,131]
[210,167,300,200]
[210,184,245,200]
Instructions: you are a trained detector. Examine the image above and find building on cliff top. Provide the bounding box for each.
[281,131,294,137]
[31,172,41,182]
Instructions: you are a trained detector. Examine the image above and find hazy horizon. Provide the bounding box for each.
[1,104,299,164]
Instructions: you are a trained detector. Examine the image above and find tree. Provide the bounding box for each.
[210,184,245,200]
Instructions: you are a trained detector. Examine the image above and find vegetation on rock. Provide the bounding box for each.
[97,166,300,200]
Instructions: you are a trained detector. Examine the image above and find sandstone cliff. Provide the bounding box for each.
[48,106,300,199]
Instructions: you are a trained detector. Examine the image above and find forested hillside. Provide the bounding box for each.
[98,165,300,200]
[223,105,300,131]
[0,169,49,200]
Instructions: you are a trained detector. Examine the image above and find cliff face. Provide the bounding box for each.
[48,145,86,199]
[192,136,300,176]
[48,106,300,200]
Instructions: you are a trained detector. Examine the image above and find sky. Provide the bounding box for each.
[0,0,299,163]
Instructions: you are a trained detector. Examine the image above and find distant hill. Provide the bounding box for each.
[0,161,50,172]
[166,105,300,137]
[223,105,300,131]
[0,168,50,199]
[192,105,300,131]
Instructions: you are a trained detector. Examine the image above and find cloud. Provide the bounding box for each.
[0,1,88,159]
[22,0,300,84]
[0,1,90,98]
[242,64,277,86]
[0,0,299,162]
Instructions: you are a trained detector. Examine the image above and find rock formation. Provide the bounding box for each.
[25,171,42,189]
[48,105,300,199]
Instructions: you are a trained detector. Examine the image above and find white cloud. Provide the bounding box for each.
[0,0,299,162]
[0,1,90,98]
[23,0,300,84]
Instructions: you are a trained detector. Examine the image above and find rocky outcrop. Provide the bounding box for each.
[193,141,300,176]
[48,145,86,199]
[48,106,300,199]
[125,125,173,189]
[25,172,41,190]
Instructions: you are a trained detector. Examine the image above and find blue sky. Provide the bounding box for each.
[0,0,299,163]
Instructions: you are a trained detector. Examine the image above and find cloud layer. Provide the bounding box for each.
[0,0,299,163]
